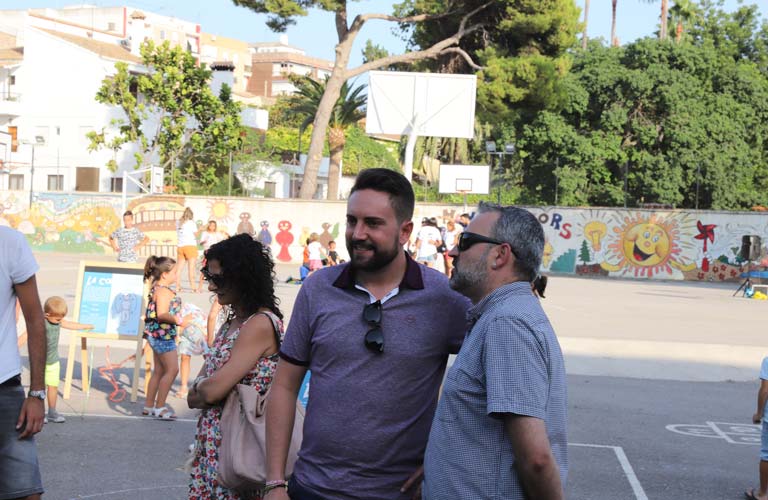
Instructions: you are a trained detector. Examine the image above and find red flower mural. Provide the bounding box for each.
[694,220,716,272]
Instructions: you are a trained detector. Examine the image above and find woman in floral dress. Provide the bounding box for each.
[187,234,284,500]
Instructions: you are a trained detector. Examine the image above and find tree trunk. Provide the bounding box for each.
[582,0,590,49]
[298,4,488,199]
[298,67,346,199]
[327,127,345,200]
[660,0,669,40]
[298,8,354,200]
[610,0,618,47]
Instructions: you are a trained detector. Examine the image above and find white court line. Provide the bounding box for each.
[61,412,197,423]
[71,484,186,499]
[706,420,736,444]
[570,442,649,500]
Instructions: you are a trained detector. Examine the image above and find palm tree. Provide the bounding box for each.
[642,0,669,41]
[669,0,701,43]
[290,76,367,200]
[582,0,590,49]
[611,0,618,47]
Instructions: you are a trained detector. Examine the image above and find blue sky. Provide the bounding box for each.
[3,0,765,67]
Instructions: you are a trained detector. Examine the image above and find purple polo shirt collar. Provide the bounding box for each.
[332,251,424,291]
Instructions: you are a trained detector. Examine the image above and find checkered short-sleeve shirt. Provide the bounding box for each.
[423,281,568,499]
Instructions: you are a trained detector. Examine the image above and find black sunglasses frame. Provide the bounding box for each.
[201,266,227,288]
[363,300,384,354]
[457,232,505,252]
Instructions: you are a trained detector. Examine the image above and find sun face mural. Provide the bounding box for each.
[599,214,697,277]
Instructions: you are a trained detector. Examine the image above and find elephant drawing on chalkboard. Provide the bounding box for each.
[110,293,141,335]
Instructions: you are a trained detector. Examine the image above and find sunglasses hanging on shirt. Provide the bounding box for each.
[363,300,384,354]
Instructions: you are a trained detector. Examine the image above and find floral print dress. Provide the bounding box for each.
[188,311,284,500]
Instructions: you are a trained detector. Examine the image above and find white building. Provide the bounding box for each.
[0,6,201,59]
[0,32,271,196]
[0,26,146,194]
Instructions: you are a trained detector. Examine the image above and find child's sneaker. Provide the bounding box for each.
[47,409,65,423]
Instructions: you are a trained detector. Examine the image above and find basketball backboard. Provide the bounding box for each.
[438,164,490,194]
[366,71,477,139]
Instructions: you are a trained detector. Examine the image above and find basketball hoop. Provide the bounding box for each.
[455,179,473,213]
[438,164,490,213]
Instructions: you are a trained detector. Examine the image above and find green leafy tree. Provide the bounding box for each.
[87,41,243,191]
[342,126,399,175]
[520,4,768,210]
[289,76,367,199]
[232,0,491,198]
[400,0,580,199]
[362,40,390,64]
[582,0,590,49]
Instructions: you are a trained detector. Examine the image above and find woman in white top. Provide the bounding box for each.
[176,207,199,292]
[195,221,229,293]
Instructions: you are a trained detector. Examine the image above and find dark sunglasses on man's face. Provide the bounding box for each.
[457,232,505,252]
[201,267,227,288]
[363,300,384,354]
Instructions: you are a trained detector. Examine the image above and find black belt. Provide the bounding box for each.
[0,375,21,387]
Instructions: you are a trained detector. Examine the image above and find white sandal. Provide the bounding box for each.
[154,406,177,420]
[142,406,154,416]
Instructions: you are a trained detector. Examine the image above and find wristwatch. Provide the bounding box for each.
[28,389,46,400]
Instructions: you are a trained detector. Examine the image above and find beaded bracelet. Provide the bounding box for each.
[263,480,288,494]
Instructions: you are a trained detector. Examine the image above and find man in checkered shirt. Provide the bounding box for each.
[423,202,568,499]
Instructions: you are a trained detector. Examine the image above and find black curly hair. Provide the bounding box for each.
[204,233,283,319]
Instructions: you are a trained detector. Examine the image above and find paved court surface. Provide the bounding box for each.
[18,252,768,499]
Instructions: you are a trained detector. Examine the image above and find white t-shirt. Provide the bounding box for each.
[177,220,198,247]
[200,231,225,251]
[416,226,442,258]
[0,227,38,384]
[307,241,324,260]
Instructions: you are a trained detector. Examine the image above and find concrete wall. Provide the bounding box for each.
[1,189,766,282]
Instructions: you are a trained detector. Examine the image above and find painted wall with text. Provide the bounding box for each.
[1,190,765,282]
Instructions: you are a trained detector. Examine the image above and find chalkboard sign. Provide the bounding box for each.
[64,261,146,402]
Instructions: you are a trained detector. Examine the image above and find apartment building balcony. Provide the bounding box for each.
[0,93,22,117]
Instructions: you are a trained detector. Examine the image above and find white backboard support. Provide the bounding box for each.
[366,71,477,139]
[439,164,490,194]
[366,71,477,184]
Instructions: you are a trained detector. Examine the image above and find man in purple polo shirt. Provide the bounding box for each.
[264,169,470,500]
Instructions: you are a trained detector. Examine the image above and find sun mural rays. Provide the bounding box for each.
[600,213,697,277]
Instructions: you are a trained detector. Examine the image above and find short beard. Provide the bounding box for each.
[449,248,490,299]
[347,237,401,273]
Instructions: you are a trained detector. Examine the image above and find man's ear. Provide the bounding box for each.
[495,243,515,269]
[399,220,414,245]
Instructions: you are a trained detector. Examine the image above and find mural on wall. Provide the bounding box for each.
[3,189,768,283]
[127,196,186,258]
[236,212,255,236]
[0,193,121,254]
[599,212,697,278]
[276,220,294,262]
[257,221,272,246]
[562,210,749,282]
